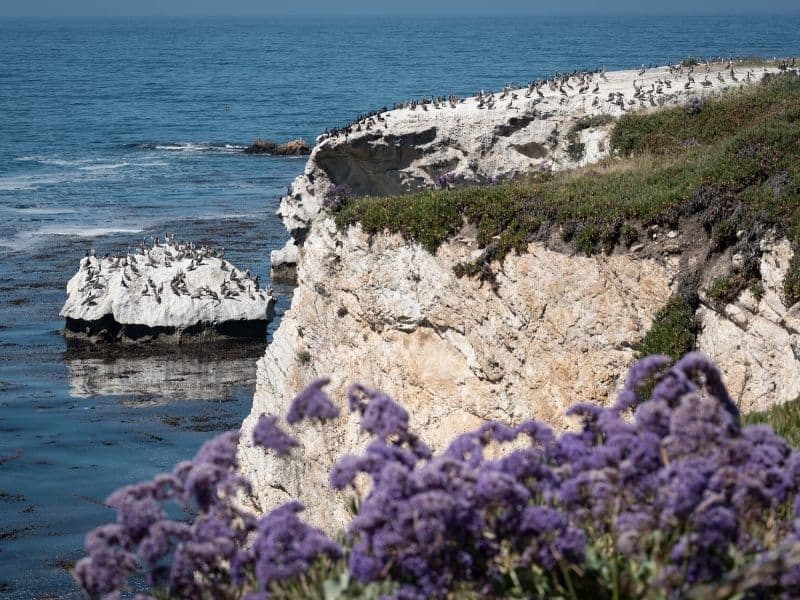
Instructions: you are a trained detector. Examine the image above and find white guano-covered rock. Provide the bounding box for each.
[60,242,273,341]
[277,62,780,241]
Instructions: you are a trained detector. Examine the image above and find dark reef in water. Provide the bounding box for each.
[244,139,310,156]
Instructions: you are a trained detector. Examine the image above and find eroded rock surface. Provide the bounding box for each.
[240,219,678,531]
[698,238,800,413]
[244,138,311,156]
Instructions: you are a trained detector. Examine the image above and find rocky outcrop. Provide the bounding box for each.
[269,238,299,283]
[244,139,310,156]
[61,241,274,345]
[698,238,800,414]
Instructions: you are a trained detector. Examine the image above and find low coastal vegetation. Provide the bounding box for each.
[744,394,800,447]
[75,355,800,598]
[564,113,614,161]
[635,294,699,361]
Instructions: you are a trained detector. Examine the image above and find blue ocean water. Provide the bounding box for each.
[0,15,798,598]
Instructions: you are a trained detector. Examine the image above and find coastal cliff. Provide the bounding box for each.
[273,62,777,252]
[241,61,800,531]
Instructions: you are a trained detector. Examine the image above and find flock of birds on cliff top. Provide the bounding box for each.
[75,235,269,309]
[317,57,798,143]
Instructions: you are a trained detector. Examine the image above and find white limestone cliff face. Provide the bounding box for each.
[698,238,800,414]
[61,242,274,341]
[241,219,680,531]
[243,226,800,533]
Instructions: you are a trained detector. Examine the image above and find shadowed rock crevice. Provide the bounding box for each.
[314,127,438,197]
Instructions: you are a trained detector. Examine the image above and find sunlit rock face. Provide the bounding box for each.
[60,240,274,345]
[240,219,679,531]
[697,238,800,414]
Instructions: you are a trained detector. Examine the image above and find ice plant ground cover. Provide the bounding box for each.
[75,353,800,599]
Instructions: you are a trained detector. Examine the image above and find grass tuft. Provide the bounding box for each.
[743,394,800,446]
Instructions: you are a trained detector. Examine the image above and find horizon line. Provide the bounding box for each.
[3,11,800,20]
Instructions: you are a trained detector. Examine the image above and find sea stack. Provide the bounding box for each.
[60,239,275,345]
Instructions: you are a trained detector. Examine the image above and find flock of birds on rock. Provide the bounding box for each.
[76,235,269,309]
[316,57,798,143]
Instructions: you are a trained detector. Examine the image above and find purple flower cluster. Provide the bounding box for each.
[323,183,352,211]
[75,428,339,598]
[432,171,460,189]
[252,414,299,456]
[74,432,252,598]
[287,378,340,424]
[77,354,800,598]
[233,501,342,593]
[332,353,800,597]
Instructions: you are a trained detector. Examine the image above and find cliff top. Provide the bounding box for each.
[334,71,800,283]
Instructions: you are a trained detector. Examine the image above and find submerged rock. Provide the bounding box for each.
[60,239,275,345]
[244,138,310,156]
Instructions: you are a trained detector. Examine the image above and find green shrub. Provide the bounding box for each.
[574,224,600,255]
[784,249,800,307]
[710,219,738,250]
[565,138,586,162]
[636,295,698,361]
[749,280,765,300]
[706,272,747,306]
[743,394,800,446]
[569,113,615,134]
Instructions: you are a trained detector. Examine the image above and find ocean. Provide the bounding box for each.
[0,15,798,598]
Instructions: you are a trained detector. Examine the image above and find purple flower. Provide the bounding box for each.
[242,502,342,591]
[74,525,138,596]
[323,183,352,211]
[286,378,340,424]
[252,414,299,456]
[614,354,671,411]
[348,384,409,439]
[432,171,459,189]
[330,454,368,490]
